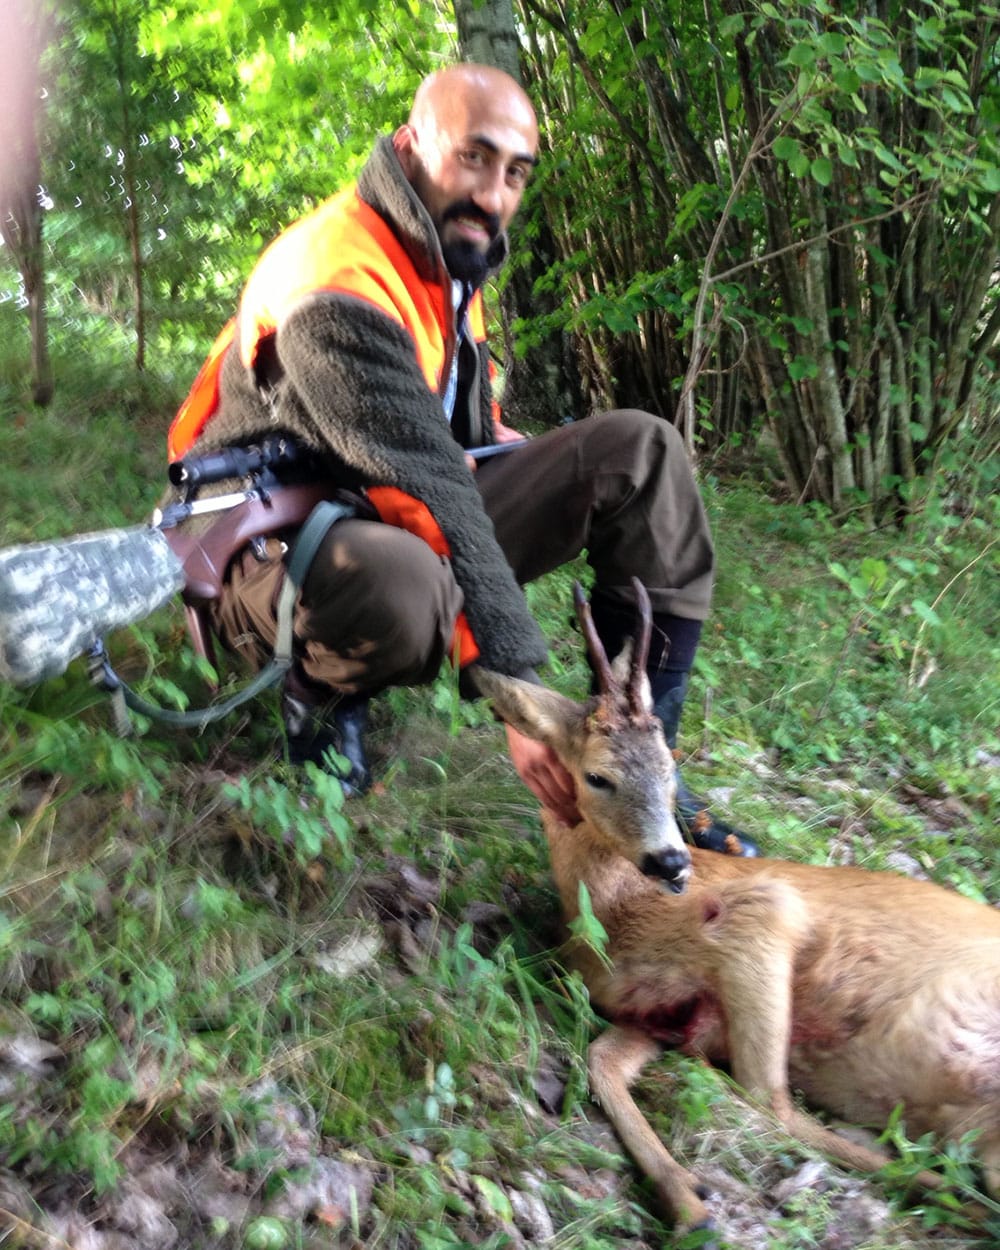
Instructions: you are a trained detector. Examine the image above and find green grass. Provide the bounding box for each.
[1,356,998,1248]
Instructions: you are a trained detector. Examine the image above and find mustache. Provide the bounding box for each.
[442,200,501,240]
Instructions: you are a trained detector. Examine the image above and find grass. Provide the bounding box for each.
[0,350,998,1249]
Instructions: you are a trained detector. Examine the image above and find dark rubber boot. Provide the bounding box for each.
[652,677,760,858]
[282,690,373,796]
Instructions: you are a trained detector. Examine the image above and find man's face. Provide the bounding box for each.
[395,82,538,284]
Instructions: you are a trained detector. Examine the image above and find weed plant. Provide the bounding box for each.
[0,353,997,1248]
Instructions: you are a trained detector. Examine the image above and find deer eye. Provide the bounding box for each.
[584,772,615,793]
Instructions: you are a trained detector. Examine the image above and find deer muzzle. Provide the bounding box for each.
[640,846,692,893]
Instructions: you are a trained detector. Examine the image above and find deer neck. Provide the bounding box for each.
[542,810,659,925]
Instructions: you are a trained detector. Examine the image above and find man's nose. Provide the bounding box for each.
[472,168,507,218]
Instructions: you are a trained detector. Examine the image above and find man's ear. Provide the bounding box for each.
[392,124,416,176]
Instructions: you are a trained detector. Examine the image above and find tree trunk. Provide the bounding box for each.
[108,12,145,372]
[453,0,520,76]
[1,0,53,406]
[452,0,584,427]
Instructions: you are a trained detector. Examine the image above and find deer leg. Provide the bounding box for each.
[588,1024,712,1234]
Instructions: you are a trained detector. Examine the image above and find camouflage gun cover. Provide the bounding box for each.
[0,526,185,687]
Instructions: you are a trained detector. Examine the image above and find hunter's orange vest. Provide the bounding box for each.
[168,186,487,665]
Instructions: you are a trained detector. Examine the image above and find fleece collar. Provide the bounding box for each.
[357,136,510,288]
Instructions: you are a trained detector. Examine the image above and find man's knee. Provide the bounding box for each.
[299,520,465,687]
[583,408,686,464]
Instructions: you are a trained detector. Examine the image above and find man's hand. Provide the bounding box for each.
[504,723,580,826]
[465,422,528,471]
[493,420,527,444]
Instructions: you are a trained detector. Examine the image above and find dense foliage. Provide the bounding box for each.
[2,0,996,515]
[514,0,999,513]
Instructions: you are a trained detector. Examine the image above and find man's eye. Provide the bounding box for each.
[461,149,484,166]
[507,165,529,187]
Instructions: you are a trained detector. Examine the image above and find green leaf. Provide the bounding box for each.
[773,135,800,161]
[872,141,907,173]
[940,86,972,114]
[472,1176,514,1222]
[855,62,884,83]
[860,557,888,590]
[817,32,847,56]
[833,67,861,95]
[788,356,819,381]
[811,157,834,186]
[912,600,942,627]
[569,882,610,962]
[837,143,859,168]
[787,41,816,67]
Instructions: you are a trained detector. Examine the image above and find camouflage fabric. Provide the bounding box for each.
[0,526,185,687]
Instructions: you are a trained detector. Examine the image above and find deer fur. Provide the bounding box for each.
[471,583,1000,1236]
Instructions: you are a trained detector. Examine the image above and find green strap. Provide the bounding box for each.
[272,499,355,667]
[100,499,356,732]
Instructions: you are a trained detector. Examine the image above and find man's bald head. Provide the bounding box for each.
[394,63,539,284]
[408,63,538,148]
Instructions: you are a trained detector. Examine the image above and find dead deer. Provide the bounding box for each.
[471,582,1000,1238]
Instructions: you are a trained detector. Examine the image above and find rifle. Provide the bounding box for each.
[0,438,349,727]
[0,434,527,725]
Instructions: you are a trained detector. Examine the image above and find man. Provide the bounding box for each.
[167,63,757,856]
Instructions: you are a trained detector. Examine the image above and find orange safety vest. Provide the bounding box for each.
[168,186,489,665]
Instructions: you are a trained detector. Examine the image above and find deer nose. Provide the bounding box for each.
[640,847,691,893]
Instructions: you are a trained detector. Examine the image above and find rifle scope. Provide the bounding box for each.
[168,437,305,490]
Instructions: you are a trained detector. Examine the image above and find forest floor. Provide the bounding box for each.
[1,394,998,1250]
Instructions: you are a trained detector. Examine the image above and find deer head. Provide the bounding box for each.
[472,580,691,893]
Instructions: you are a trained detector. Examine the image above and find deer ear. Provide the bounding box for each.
[469,667,580,749]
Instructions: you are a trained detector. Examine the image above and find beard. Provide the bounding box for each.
[441,239,492,286]
[439,200,502,286]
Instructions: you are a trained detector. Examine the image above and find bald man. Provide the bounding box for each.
[167,63,758,857]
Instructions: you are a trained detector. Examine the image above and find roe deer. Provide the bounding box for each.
[471,582,1000,1237]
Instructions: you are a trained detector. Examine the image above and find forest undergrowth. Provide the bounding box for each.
[0,360,998,1250]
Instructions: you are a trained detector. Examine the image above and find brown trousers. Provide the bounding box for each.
[212,410,715,696]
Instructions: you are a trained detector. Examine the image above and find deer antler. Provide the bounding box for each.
[627,577,652,723]
[575,579,654,726]
[574,581,615,698]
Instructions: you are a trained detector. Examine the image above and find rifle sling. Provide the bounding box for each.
[95,498,357,732]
